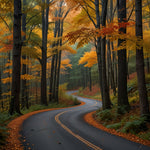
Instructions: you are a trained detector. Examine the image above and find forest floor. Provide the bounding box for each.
[77,73,150,147]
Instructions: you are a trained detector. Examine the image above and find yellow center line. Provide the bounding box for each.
[55,101,102,150]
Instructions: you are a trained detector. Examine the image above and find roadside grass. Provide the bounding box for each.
[78,73,150,141]
[0,86,80,149]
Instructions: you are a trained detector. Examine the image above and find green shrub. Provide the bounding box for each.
[117,105,130,114]
[0,126,8,148]
[106,122,122,130]
[121,117,148,134]
[138,131,150,141]
[0,113,13,149]
[73,97,80,105]
[96,109,113,121]
[78,87,83,94]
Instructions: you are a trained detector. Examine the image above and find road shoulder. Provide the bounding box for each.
[84,111,150,147]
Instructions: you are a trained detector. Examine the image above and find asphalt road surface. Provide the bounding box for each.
[21,91,150,150]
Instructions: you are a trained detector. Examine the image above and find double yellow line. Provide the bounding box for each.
[55,102,102,150]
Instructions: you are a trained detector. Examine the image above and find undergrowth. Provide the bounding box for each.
[0,113,19,149]
[80,73,150,141]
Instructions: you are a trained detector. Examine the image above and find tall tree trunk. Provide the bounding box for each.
[41,0,48,105]
[49,17,58,102]
[117,0,129,113]
[52,2,63,102]
[101,0,111,109]
[9,0,22,115]
[55,19,64,103]
[110,0,117,94]
[111,42,118,87]
[107,40,116,96]
[135,0,149,117]
[54,20,61,103]
[95,0,104,101]
[49,54,55,102]
[52,53,58,101]
[21,0,29,109]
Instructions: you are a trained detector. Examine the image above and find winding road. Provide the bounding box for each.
[21,91,150,150]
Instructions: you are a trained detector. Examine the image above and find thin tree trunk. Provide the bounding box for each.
[9,0,22,115]
[52,53,58,101]
[49,17,58,102]
[101,0,111,109]
[135,0,149,117]
[89,67,92,91]
[127,52,130,79]
[21,0,29,109]
[41,0,48,105]
[111,42,118,87]
[107,40,116,96]
[52,2,63,102]
[49,54,55,102]
[55,19,64,103]
[95,0,104,101]
[0,71,3,111]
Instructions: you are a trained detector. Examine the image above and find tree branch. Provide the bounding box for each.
[81,5,97,27]
[0,16,11,32]
[127,5,135,21]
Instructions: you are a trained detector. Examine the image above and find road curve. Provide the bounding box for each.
[21,91,150,150]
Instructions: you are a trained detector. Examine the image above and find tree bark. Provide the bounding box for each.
[95,0,104,101]
[41,0,48,105]
[21,0,29,109]
[55,19,64,103]
[135,0,149,117]
[101,0,111,109]
[9,0,22,115]
[49,13,58,102]
[49,54,55,102]
[117,0,129,113]
[107,40,116,96]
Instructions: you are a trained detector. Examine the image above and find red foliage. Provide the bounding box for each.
[97,22,135,37]
[128,72,137,82]
[82,85,100,96]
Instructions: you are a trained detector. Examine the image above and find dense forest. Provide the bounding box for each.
[0,0,150,149]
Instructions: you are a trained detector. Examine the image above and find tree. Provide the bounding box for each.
[21,0,29,109]
[95,0,104,103]
[101,0,111,109]
[9,0,22,115]
[135,0,150,117]
[49,0,70,103]
[49,10,60,103]
[117,0,130,113]
[40,0,49,105]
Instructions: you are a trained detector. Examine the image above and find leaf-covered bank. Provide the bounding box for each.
[79,74,150,142]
